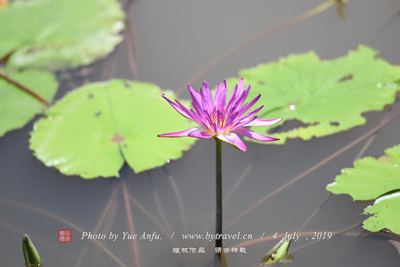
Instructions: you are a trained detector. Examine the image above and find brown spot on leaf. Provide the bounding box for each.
[339,74,353,82]
[88,93,94,99]
[258,81,265,85]
[23,44,50,55]
[111,133,126,143]
[94,111,101,116]
[25,47,37,54]
[330,121,340,126]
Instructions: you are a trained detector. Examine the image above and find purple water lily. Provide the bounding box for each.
[158,79,282,151]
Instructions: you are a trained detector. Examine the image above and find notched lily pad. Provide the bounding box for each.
[226,46,400,144]
[0,0,124,71]
[327,145,400,201]
[363,190,400,234]
[0,69,57,137]
[327,145,400,234]
[29,80,196,179]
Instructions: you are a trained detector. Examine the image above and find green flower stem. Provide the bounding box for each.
[215,137,222,249]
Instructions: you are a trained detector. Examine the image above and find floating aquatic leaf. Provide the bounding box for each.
[327,145,400,200]
[0,69,57,137]
[225,46,400,144]
[327,145,400,234]
[363,191,400,234]
[0,0,124,71]
[30,80,196,179]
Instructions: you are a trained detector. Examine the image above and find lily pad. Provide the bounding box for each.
[0,0,124,71]
[327,145,400,233]
[0,69,57,137]
[363,191,400,234]
[326,145,400,201]
[226,46,400,144]
[29,80,196,179]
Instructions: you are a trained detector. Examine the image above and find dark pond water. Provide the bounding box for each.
[1,0,400,266]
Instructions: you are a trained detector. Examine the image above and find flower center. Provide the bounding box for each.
[208,109,229,134]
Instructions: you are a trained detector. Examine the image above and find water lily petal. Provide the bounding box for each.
[214,81,221,105]
[227,79,247,113]
[188,130,214,139]
[191,100,206,120]
[238,105,264,121]
[161,94,193,120]
[201,81,213,112]
[230,115,258,130]
[233,84,251,112]
[236,78,244,95]
[214,80,227,111]
[227,83,239,111]
[245,117,282,126]
[188,84,202,108]
[189,109,206,126]
[216,132,247,152]
[237,94,261,117]
[158,127,203,137]
[233,127,280,142]
[174,99,203,124]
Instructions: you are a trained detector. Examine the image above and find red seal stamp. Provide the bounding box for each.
[58,229,71,242]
